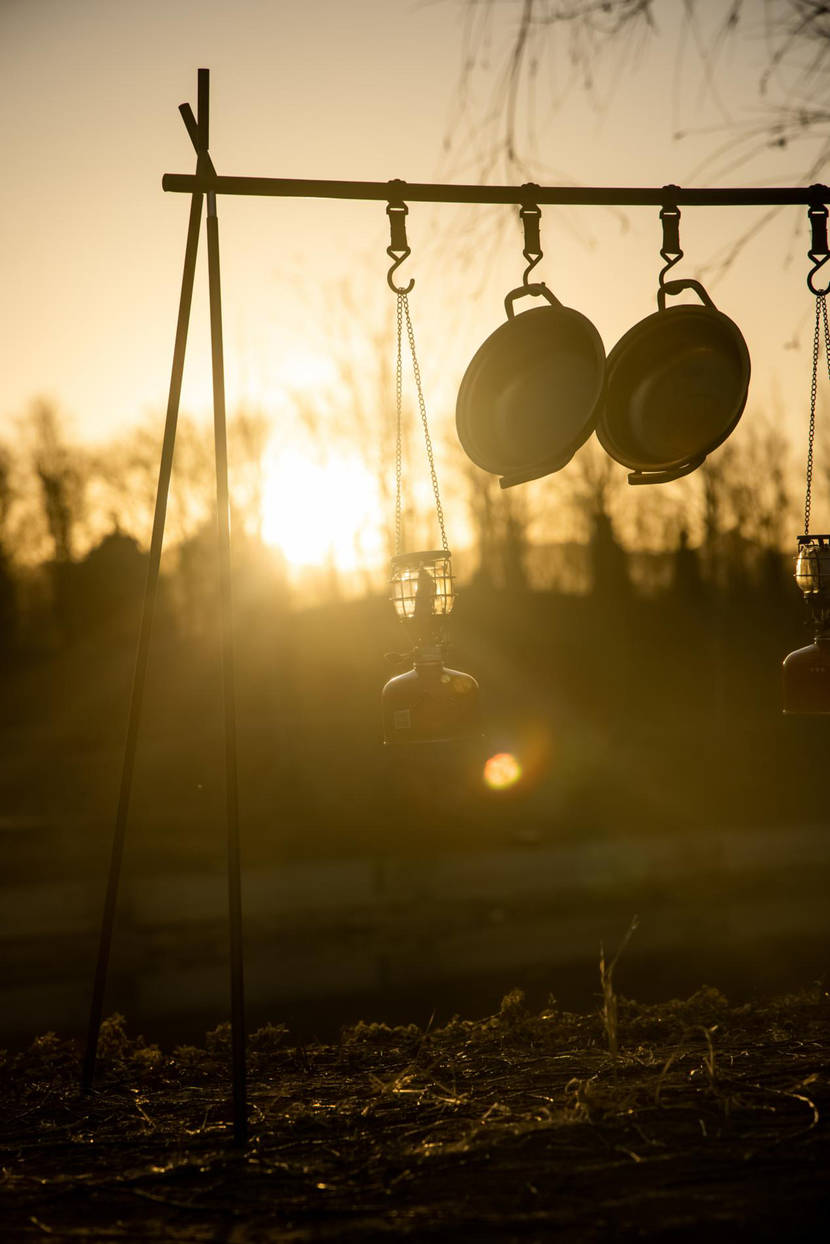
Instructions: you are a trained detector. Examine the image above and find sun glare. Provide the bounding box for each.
[277,349,338,395]
[261,447,384,571]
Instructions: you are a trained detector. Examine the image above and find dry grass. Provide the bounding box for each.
[1,982,828,1240]
[599,912,639,1058]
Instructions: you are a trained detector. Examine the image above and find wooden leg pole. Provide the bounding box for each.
[206,189,247,1147]
[82,191,204,1093]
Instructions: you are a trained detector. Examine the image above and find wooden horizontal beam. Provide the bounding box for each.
[161,173,830,209]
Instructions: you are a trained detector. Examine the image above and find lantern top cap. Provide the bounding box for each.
[390,549,452,570]
[798,533,830,546]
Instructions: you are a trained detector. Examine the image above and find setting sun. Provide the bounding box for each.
[260,446,385,571]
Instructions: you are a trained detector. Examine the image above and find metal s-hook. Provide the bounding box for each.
[519,191,543,287]
[386,199,414,295]
[658,193,683,295]
[809,257,830,296]
[807,201,830,296]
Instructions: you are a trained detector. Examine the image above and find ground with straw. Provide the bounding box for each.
[2,983,829,1241]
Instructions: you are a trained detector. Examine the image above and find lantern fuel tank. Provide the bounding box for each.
[783,637,830,714]
[383,646,482,745]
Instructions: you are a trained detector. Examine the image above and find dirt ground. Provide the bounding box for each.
[2,983,829,1241]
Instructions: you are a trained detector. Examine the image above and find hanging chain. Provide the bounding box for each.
[394,292,404,557]
[393,290,449,555]
[804,293,830,534]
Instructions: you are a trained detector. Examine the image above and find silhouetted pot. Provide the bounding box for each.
[456,283,606,488]
[597,279,750,485]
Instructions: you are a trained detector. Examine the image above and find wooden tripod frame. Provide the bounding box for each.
[82,70,246,1145]
[82,68,830,1150]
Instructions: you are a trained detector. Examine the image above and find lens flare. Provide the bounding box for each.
[483,752,522,791]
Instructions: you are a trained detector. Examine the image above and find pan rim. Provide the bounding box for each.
[597,302,751,473]
[456,302,606,476]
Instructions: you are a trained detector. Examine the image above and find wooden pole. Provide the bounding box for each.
[206,185,248,1147]
[81,188,203,1092]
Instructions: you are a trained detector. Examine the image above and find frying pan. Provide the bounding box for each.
[597,278,751,485]
[456,283,606,488]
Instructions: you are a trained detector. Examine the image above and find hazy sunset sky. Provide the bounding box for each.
[1,0,825,454]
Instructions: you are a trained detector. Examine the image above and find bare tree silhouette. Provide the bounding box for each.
[446,1,830,183]
[30,401,86,565]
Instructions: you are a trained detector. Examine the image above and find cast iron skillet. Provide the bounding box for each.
[597,278,751,485]
[456,283,606,488]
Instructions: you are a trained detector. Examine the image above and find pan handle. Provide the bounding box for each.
[627,453,707,486]
[504,282,561,320]
[658,278,715,313]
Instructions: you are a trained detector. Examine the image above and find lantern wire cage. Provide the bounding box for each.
[795,533,830,594]
[389,550,454,622]
[795,534,830,632]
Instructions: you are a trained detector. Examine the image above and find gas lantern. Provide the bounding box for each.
[383,549,481,745]
[380,202,482,747]
[783,204,830,713]
[783,535,830,713]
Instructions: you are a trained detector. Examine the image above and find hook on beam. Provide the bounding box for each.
[386,199,414,294]
[808,202,830,295]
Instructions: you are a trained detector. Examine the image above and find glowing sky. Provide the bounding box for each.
[0,0,825,455]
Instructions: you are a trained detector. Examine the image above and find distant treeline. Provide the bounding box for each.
[0,394,825,660]
[0,414,825,873]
